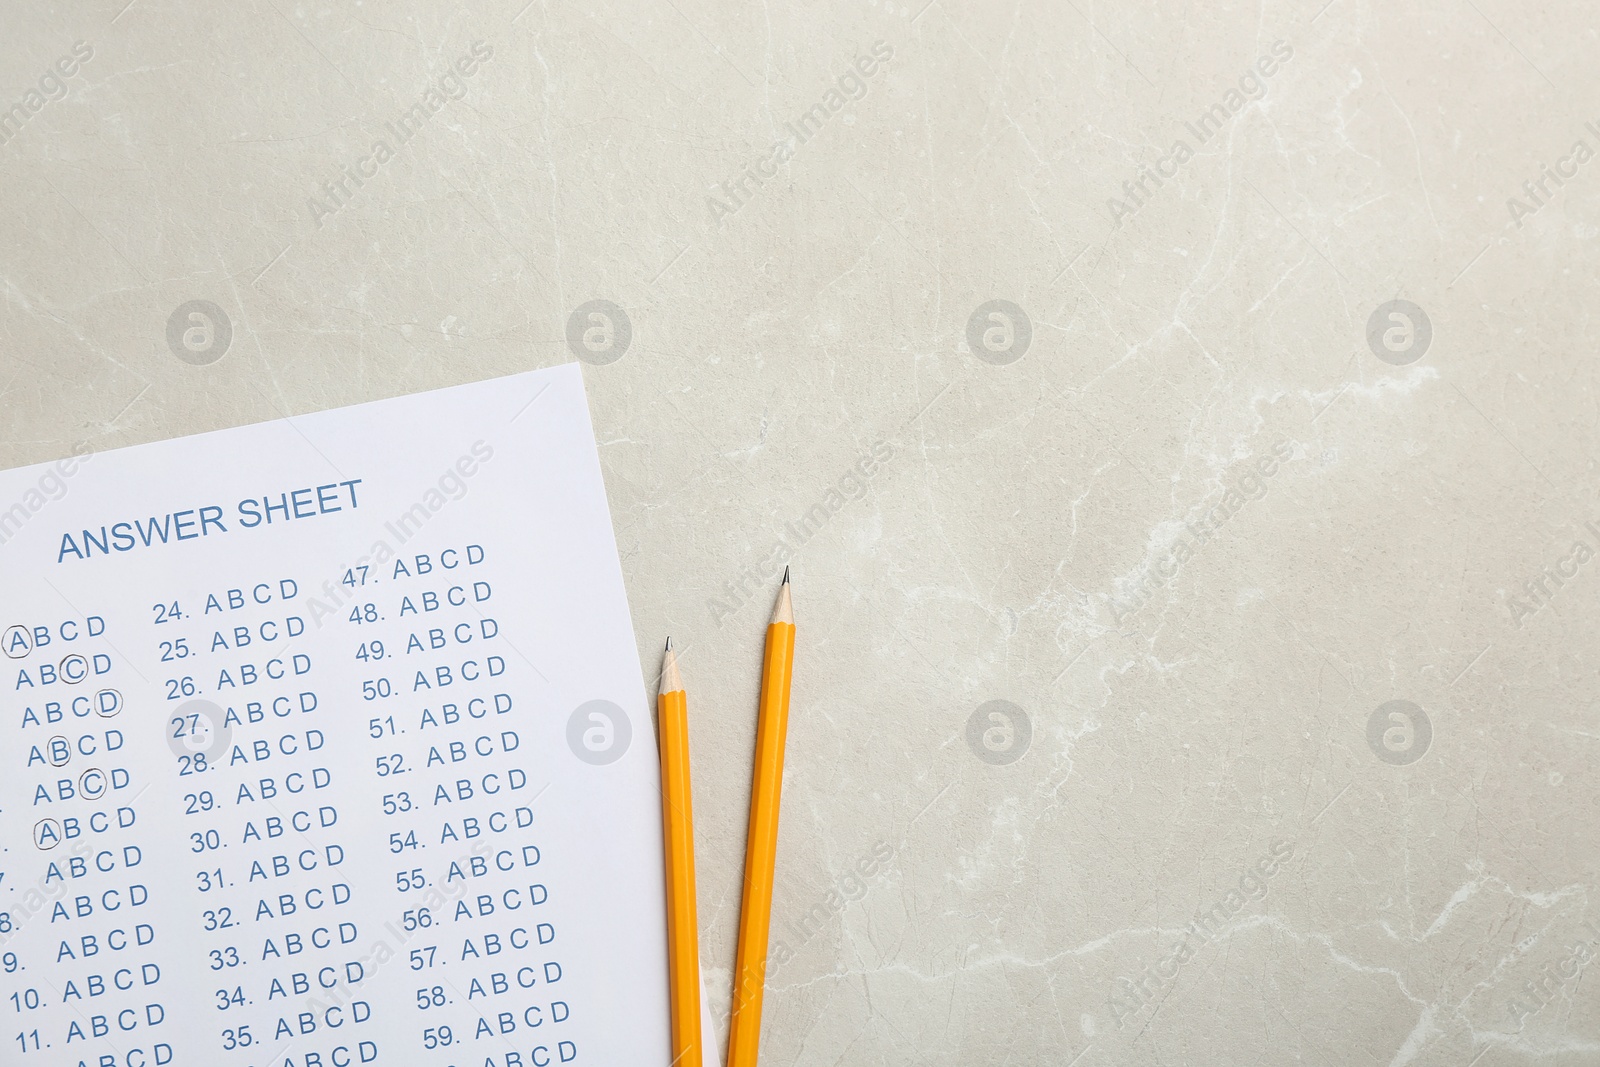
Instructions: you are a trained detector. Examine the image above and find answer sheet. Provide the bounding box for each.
[0,365,672,1066]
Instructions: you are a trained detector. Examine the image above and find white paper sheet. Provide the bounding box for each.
[0,364,673,1066]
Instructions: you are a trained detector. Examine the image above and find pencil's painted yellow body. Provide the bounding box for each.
[658,682,702,1067]
[727,614,796,1067]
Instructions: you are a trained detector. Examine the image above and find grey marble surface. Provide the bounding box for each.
[3,1,1598,1064]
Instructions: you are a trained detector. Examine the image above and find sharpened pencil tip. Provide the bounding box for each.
[660,640,683,693]
[771,573,794,625]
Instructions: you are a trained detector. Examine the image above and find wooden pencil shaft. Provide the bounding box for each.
[726,618,796,1067]
[658,681,702,1067]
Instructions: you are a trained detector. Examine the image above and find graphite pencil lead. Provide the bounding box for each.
[771,573,794,626]
[661,641,683,694]
[782,565,790,584]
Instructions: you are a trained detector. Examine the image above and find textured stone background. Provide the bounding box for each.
[3,1,1598,1064]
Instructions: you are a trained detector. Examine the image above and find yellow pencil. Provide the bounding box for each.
[658,638,702,1067]
[727,570,796,1067]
